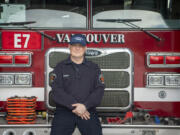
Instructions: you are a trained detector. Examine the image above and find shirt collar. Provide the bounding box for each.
[64,56,90,66]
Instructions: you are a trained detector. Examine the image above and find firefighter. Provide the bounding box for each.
[50,34,105,135]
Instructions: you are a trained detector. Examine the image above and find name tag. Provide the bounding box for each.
[63,74,70,78]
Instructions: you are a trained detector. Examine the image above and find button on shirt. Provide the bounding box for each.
[51,57,105,110]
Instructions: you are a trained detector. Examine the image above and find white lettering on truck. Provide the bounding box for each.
[56,33,125,44]
[14,34,30,48]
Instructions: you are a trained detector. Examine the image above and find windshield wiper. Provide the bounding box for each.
[0,21,56,41]
[23,25,56,41]
[0,21,36,25]
[97,18,162,41]
[97,19,142,23]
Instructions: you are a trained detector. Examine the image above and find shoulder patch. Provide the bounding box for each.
[99,73,105,84]
[50,73,56,82]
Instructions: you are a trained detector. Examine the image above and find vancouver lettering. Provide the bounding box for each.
[56,33,125,44]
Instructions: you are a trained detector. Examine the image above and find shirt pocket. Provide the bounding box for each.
[62,74,73,87]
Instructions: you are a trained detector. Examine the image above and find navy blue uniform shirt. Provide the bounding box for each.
[51,57,105,110]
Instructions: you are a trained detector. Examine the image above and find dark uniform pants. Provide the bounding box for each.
[50,107,102,135]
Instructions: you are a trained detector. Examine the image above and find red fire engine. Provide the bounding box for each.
[0,0,180,135]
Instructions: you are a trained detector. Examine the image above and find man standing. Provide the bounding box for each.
[50,34,105,135]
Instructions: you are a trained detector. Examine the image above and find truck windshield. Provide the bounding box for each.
[93,0,180,29]
[0,0,87,28]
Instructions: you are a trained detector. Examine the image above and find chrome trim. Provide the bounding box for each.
[0,72,32,87]
[85,48,131,60]
[101,124,180,129]
[41,32,44,50]
[22,129,36,135]
[0,32,2,50]
[0,52,32,67]
[90,0,93,29]
[1,124,180,129]
[147,52,180,68]
[2,129,16,135]
[45,48,134,111]
[146,72,180,88]
[85,48,108,58]
[87,0,89,29]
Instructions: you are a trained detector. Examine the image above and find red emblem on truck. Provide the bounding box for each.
[1,31,42,50]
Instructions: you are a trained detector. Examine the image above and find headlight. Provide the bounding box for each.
[147,73,180,88]
[148,75,164,86]
[0,73,32,87]
[15,74,32,85]
[0,74,14,85]
[165,75,180,86]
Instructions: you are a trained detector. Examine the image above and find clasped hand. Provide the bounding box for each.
[72,103,90,120]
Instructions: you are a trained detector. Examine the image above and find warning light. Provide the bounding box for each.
[166,56,180,64]
[147,53,180,68]
[149,56,164,64]
[0,55,13,64]
[14,55,29,64]
[0,52,32,67]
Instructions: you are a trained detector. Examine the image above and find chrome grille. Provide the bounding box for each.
[48,90,130,108]
[49,71,129,88]
[49,52,69,68]
[49,51,130,69]
[99,90,129,107]
[46,48,133,111]
[103,71,129,88]
[87,52,130,69]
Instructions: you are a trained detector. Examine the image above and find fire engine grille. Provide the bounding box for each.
[49,52,130,69]
[99,90,129,107]
[103,71,129,88]
[49,52,69,68]
[89,52,130,69]
[46,48,133,111]
[49,91,56,107]
[49,71,129,88]
[48,90,129,108]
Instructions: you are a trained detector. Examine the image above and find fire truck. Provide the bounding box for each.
[0,0,180,135]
